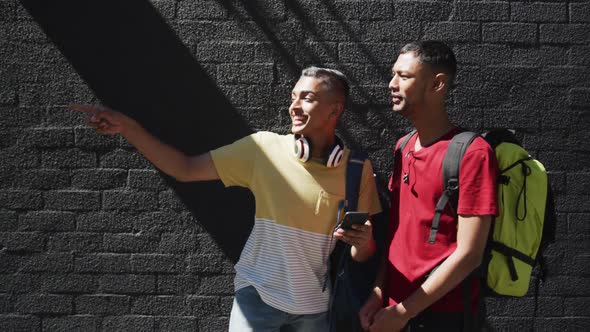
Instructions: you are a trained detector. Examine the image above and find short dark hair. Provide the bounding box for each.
[400,41,457,86]
[300,66,350,105]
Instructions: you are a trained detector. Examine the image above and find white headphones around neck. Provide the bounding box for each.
[293,135,344,168]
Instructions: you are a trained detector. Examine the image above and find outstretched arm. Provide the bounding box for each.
[69,104,219,182]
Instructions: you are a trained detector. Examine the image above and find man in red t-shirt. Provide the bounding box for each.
[359,41,498,331]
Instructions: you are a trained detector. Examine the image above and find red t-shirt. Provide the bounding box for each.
[386,129,498,312]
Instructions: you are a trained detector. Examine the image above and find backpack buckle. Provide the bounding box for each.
[447,178,459,191]
[498,175,510,185]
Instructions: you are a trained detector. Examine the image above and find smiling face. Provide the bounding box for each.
[389,52,431,117]
[289,76,341,137]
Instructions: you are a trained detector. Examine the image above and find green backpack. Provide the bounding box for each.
[433,129,557,296]
[481,130,557,296]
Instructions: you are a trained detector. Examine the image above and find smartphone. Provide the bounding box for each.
[338,211,369,230]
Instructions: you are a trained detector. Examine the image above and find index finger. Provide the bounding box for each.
[351,221,372,231]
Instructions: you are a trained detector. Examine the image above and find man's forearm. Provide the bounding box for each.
[398,247,483,319]
[121,121,195,181]
[69,104,218,182]
[373,255,387,290]
[397,214,491,319]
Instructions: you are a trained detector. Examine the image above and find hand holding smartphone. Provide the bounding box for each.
[337,211,369,230]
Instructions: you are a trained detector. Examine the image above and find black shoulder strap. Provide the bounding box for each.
[396,130,416,158]
[391,130,417,185]
[330,150,368,283]
[346,150,368,212]
[430,131,479,244]
[328,150,369,331]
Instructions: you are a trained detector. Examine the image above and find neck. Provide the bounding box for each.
[306,132,336,158]
[410,102,454,149]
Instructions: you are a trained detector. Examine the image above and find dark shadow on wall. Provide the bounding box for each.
[217,0,302,79]
[19,0,254,263]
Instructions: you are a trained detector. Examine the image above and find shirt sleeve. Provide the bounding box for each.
[210,133,260,188]
[457,137,499,216]
[357,159,383,217]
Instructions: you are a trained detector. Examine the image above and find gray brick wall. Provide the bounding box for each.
[1,0,589,331]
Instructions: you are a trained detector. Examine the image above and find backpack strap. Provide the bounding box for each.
[430,131,479,244]
[328,150,368,331]
[435,131,480,331]
[346,151,368,212]
[395,130,416,160]
[390,130,417,191]
[330,150,368,278]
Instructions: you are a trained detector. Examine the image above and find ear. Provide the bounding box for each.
[433,73,448,93]
[331,104,344,119]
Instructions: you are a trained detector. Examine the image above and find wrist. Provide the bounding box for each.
[357,237,376,254]
[120,116,139,137]
[351,239,375,262]
[396,302,417,320]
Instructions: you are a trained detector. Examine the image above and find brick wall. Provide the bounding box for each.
[1,0,588,331]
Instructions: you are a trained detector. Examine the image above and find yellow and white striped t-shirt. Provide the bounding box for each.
[210,131,382,314]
